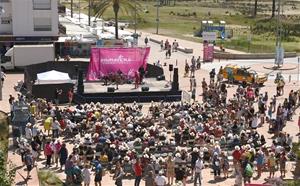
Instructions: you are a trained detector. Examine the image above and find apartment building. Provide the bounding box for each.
[0,0,59,43]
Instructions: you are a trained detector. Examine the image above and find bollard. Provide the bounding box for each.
[289,75,291,83]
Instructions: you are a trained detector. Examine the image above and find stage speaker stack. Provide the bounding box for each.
[107,87,115,92]
[169,64,173,72]
[141,86,149,92]
[156,75,165,81]
[172,68,179,91]
[77,69,84,94]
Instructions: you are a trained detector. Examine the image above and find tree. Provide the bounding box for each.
[271,0,276,18]
[92,0,141,39]
[38,170,63,186]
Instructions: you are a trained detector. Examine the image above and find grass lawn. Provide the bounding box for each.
[62,0,300,53]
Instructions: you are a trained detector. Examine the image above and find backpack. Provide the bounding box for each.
[245,163,253,177]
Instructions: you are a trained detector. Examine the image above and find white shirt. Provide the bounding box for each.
[251,116,258,128]
[52,121,61,130]
[82,168,91,183]
[195,159,203,173]
[155,175,166,186]
[25,127,32,140]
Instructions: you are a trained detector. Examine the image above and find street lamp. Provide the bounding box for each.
[78,0,81,23]
[156,0,160,34]
[134,0,137,34]
[71,0,73,18]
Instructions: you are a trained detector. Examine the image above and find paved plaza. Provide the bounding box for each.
[1,32,299,186]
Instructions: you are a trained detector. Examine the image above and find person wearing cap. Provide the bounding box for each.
[155,171,166,186]
[194,155,203,186]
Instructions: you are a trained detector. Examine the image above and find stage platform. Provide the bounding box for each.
[74,78,182,103]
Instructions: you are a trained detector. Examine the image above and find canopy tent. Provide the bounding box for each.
[36,70,72,84]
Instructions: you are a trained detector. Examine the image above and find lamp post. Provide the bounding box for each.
[134,0,137,34]
[78,0,81,23]
[156,0,160,34]
[88,0,91,26]
[275,0,283,67]
[71,0,73,18]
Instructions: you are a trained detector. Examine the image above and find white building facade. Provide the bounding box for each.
[0,0,58,38]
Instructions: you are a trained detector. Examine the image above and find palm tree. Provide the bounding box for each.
[271,0,276,18]
[253,0,258,17]
[93,0,141,39]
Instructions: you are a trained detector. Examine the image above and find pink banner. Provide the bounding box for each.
[203,43,214,62]
[87,47,150,81]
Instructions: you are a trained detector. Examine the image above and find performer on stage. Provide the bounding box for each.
[138,65,145,85]
[115,69,122,90]
[134,71,140,89]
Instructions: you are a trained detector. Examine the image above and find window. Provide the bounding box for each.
[34,17,52,31]
[33,0,51,10]
[1,17,11,24]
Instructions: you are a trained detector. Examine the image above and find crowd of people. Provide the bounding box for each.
[10,63,299,186]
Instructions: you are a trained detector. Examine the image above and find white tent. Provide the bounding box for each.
[36,70,72,84]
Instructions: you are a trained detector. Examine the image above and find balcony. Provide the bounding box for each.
[33,0,51,10]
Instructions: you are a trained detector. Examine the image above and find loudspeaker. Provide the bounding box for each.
[107,87,115,92]
[141,86,149,92]
[156,75,165,81]
[172,68,179,91]
[169,64,173,71]
[77,69,84,94]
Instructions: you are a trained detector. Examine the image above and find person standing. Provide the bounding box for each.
[279,152,287,177]
[196,56,201,69]
[194,156,203,186]
[25,123,33,141]
[268,152,276,179]
[44,141,53,168]
[155,171,166,186]
[54,88,62,105]
[24,149,33,179]
[134,159,142,186]
[166,156,175,185]
[113,162,124,186]
[134,71,140,89]
[144,37,149,46]
[145,171,155,186]
[59,143,68,170]
[94,162,103,186]
[51,118,61,139]
[67,88,74,106]
[212,153,221,180]
[82,164,91,186]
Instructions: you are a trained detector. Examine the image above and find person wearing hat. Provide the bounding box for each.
[155,170,166,186]
[25,123,32,141]
[212,152,221,180]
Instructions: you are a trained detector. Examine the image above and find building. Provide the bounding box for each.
[0,0,59,56]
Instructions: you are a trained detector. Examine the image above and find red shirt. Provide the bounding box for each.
[232,150,241,161]
[134,163,142,176]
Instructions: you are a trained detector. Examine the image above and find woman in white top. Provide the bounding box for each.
[251,113,259,129]
[82,164,91,186]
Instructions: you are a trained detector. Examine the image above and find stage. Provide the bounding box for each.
[84,78,171,93]
[74,78,182,104]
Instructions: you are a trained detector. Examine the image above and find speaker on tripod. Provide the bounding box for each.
[77,69,84,94]
[172,68,179,91]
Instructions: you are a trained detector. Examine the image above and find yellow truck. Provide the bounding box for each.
[219,64,268,85]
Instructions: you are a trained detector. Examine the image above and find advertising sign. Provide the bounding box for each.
[87,47,150,81]
[202,32,217,41]
[203,43,214,62]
